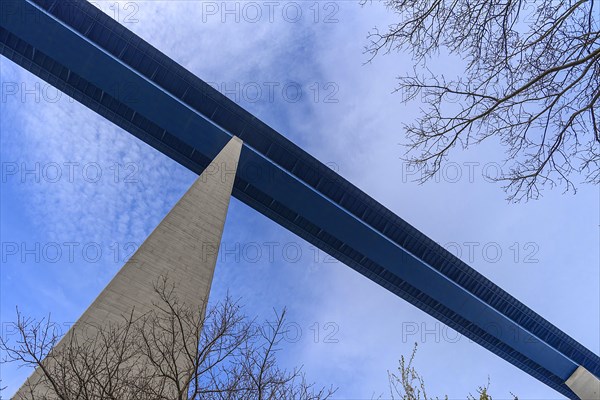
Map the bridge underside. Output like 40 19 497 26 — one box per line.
1 0 599 398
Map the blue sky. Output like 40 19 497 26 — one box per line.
1 1 599 399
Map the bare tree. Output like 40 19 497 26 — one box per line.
365 0 599 201
383 343 517 400
0 278 335 400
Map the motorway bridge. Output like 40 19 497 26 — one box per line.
1 1 599 398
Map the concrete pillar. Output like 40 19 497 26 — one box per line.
566 366 600 400
14 137 243 399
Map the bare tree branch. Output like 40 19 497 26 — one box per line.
365 0 600 200
1 277 336 400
